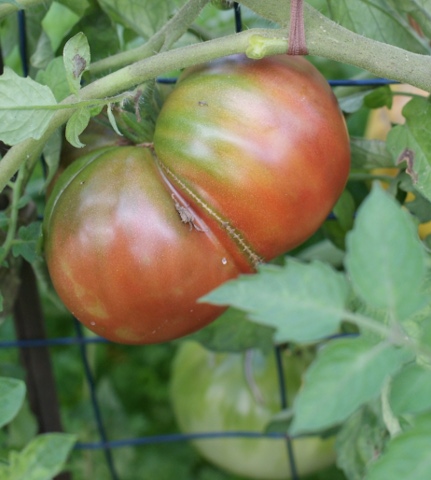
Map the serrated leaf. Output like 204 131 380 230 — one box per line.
202 259 349 344
63 32 90 95
186 307 275 353
65 108 91 148
0 377 26 428
365 413 431 480
0 68 57 145
12 222 42 263
8 433 76 480
387 97 431 203
390 362 431 416
345 183 427 322
290 336 411 435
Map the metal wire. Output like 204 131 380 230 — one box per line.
275 345 299 480
74 320 120 480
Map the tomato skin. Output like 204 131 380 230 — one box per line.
44 55 350 344
170 342 335 479
154 55 350 260
44 146 248 344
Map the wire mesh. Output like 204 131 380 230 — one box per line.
0 4 397 480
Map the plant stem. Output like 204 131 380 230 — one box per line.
89 0 212 75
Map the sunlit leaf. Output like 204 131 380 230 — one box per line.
290 336 411 435
7 433 76 480
0 378 26 429
345 183 427 322
202 259 349 344
0 68 57 145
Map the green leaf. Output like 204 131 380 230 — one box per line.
68 7 121 63
336 403 388 480
323 189 356 250
350 137 394 170
57 0 90 16
12 222 42 263
388 0 431 39
202 259 350 344
36 57 70 102
65 108 91 148
0 377 26 428
42 129 62 188
390 362 431 416
7 433 76 480
364 85 393 109
186 308 275 353
290 336 411 435
365 413 431 480
0 68 57 145
98 0 180 39
41 2 80 52
63 32 90 95
326 0 429 54
333 190 356 231
345 183 427 322
338 90 371 114
387 96 431 203
107 103 123 137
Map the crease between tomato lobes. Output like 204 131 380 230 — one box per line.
43 55 350 345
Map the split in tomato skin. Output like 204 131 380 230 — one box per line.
43 55 350 345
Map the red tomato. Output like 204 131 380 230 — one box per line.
43 55 350 344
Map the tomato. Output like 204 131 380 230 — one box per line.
170 341 336 479
43 55 350 344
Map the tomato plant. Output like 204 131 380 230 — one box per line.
170 341 336 479
42 55 350 344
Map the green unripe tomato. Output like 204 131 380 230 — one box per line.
170 342 336 479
